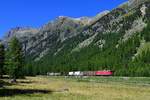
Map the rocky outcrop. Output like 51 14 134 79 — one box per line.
128 0 148 9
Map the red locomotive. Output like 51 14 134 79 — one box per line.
95 70 113 76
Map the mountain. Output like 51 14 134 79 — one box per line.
3 0 150 76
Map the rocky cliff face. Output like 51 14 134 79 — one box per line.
4 16 88 60
3 10 110 61
4 0 150 63
128 0 149 9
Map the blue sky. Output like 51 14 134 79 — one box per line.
0 0 127 39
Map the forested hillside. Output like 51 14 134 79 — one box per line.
26 20 150 76
3 0 150 76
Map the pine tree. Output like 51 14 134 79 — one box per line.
7 37 24 82
0 42 5 78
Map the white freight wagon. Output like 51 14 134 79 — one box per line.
69 72 74 76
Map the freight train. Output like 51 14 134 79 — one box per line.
68 70 113 76
47 70 113 76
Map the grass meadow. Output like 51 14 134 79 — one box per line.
0 76 150 100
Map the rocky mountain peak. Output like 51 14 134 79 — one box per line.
6 27 39 38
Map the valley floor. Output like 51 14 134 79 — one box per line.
0 76 150 100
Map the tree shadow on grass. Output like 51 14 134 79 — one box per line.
0 80 12 87
0 88 52 97
18 80 34 84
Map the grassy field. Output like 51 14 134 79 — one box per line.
0 76 150 100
